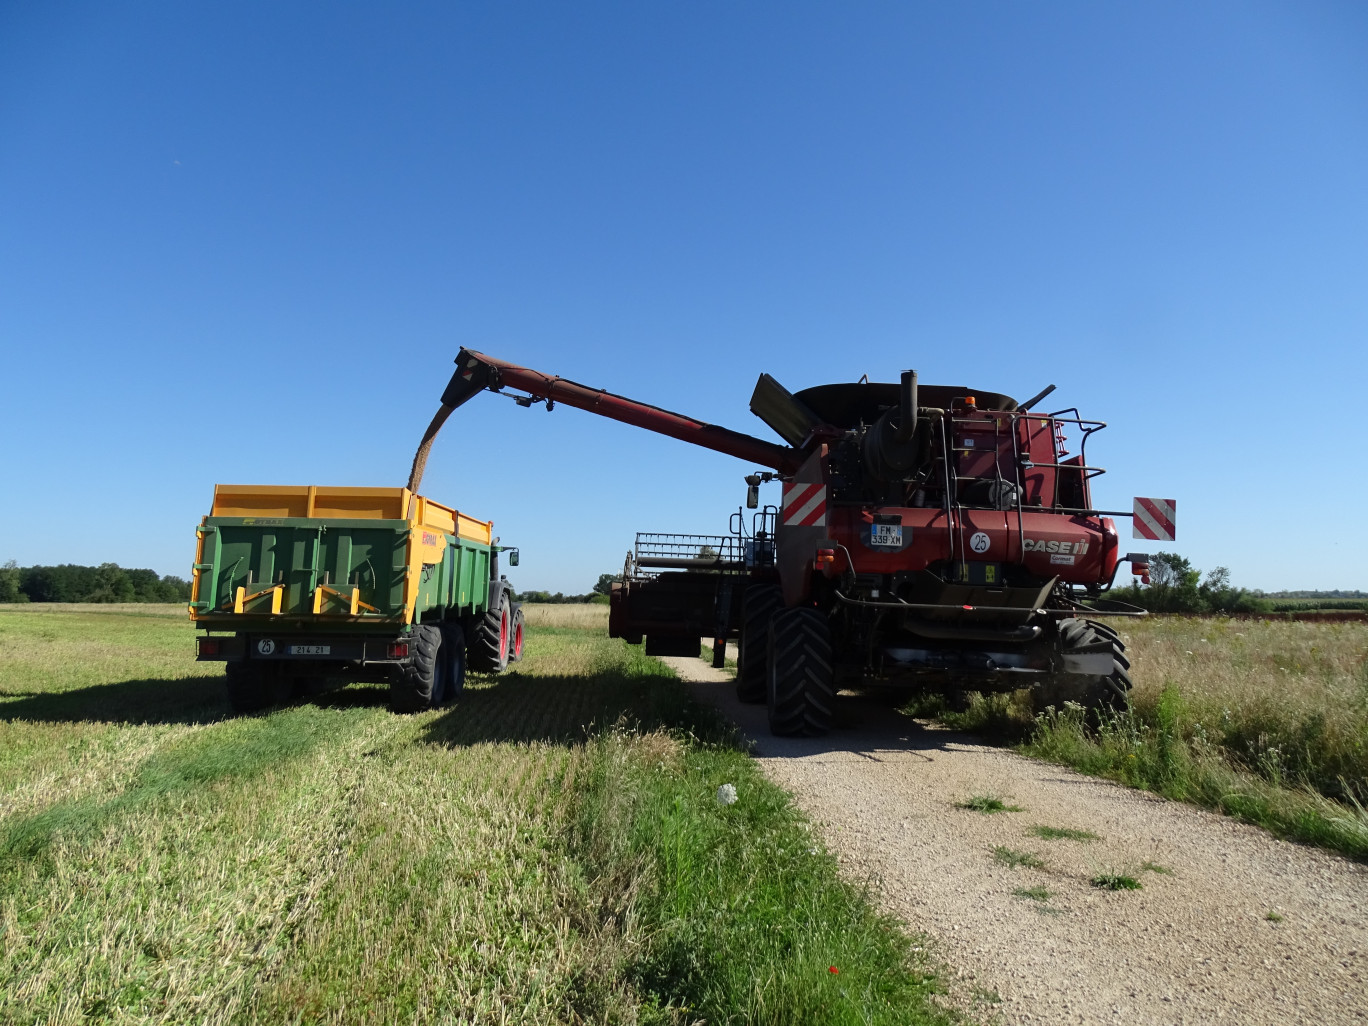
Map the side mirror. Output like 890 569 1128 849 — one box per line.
507 549 520 567
746 484 760 509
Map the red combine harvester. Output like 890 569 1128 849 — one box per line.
432 349 1161 736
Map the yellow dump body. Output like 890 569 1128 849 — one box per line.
190 485 495 629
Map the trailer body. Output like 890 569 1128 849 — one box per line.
191 484 523 712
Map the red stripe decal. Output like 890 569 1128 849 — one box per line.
782 483 827 526
1132 497 1176 541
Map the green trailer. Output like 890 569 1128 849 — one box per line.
191 484 523 712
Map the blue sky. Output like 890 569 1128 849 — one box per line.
2 1 1366 593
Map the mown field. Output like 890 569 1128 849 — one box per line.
0 604 950 1026
940 616 1368 860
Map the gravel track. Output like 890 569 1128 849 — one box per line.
661 657 1368 1025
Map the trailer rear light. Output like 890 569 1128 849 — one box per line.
198 638 220 657
815 547 836 566
387 641 410 659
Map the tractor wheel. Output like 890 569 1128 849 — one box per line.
438 622 467 704
507 608 526 663
766 607 835 737
225 660 294 713
390 624 447 712
470 596 511 673
736 584 782 703
1037 617 1132 715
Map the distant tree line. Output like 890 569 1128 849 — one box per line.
0 561 192 603
510 574 620 606
512 590 610 605
1109 553 1365 615
1248 589 1366 600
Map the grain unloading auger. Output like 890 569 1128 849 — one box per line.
426 348 1165 737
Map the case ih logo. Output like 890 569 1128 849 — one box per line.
1024 539 1090 555
782 482 827 527
1132 498 1177 541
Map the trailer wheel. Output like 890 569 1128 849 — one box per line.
766 607 835 737
1037 617 1132 715
225 660 294 713
470 596 511 673
507 608 525 662
736 584 782 703
391 624 447 712
438 622 467 703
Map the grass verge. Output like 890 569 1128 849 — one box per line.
1027 825 1099 842
910 617 1368 863
0 604 952 1024
991 846 1045 870
954 794 1022 814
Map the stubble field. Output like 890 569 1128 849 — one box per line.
0 603 948 1026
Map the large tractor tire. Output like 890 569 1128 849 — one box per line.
225 660 295 713
507 607 526 663
736 584 782 703
438 622 467 704
391 623 449 712
1037 617 1132 714
469 595 511 673
766 607 835 737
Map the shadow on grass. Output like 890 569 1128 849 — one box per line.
2 677 403 725
420 667 729 748
0 675 229 726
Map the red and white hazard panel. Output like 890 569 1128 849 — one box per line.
1132 497 1176 541
782 482 827 527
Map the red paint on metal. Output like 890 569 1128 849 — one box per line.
462 349 803 473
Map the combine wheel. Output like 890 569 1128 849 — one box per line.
766 607 835 737
507 608 526 663
470 596 512 673
225 660 295 713
391 624 448 712
1037 617 1132 715
736 584 782 703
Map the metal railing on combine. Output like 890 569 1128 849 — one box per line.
633 533 745 572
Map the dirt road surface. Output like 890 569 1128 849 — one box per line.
661 657 1368 1026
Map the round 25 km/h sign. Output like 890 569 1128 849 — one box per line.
969 532 991 554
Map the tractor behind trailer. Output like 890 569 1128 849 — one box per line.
423 350 1163 736
190 484 523 713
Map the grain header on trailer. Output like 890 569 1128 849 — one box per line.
190 484 523 713
426 349 1170 736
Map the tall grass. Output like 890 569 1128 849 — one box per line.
0 605 951 1023
933 617 1368 860
521 601 611 629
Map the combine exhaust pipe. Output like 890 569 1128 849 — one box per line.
895 369 918 443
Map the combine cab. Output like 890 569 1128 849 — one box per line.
430 350 1160 736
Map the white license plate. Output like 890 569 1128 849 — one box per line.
290 645 330 656
870 524 903 548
